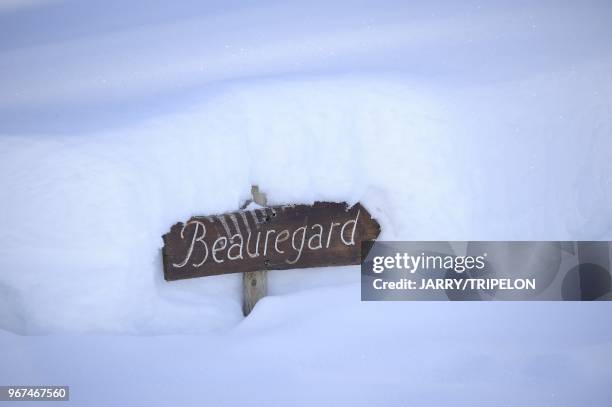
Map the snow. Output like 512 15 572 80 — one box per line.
1 0 612 405
1 293 611 405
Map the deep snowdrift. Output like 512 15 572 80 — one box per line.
1 1 612 406
1 74 611 334
2 289 611 405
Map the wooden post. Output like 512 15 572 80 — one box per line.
242 185 268 316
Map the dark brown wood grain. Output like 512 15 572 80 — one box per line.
162 201 381 281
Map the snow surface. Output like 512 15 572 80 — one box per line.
1 0 612 405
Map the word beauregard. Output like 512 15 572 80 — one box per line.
162 201 381 280
173 209 361 268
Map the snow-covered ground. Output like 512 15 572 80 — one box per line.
1 1 611 405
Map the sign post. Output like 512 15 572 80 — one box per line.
162 189 381 316
242 186 268 316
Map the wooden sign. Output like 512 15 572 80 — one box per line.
162 202 381 281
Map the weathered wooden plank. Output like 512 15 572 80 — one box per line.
162 201 381 281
